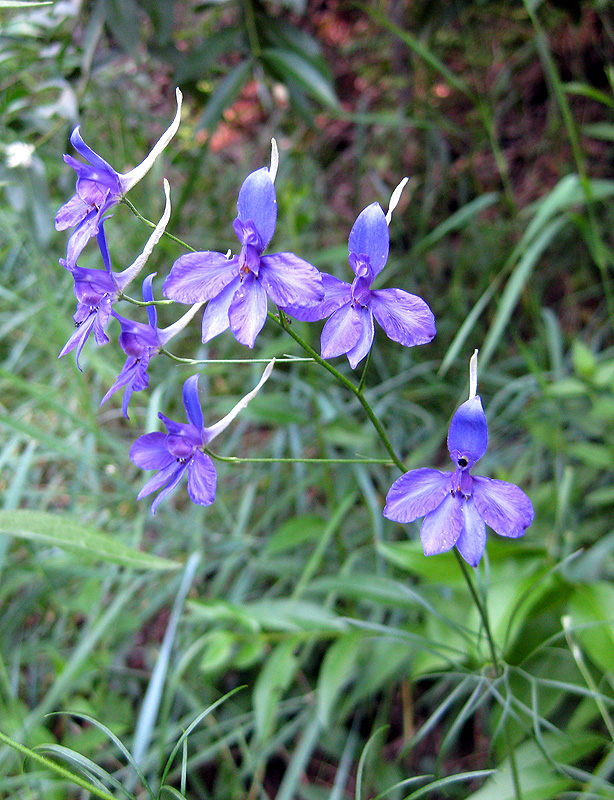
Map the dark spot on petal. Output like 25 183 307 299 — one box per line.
458 457 468 468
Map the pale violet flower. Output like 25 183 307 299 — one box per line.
383 351 534 567
55 89 182 267
284 187 435 368
130 361 275 514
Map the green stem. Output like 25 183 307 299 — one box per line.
357 346 374 394
0 729 117 800
121 198 196 252
270 311 405 471
118 293 173 307
453 551 523 800
207 452 394 465
159 348 313 366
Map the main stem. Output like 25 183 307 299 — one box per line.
270 311 405 471
273 308 521 796
454 551 523 799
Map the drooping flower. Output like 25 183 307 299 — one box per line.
130 361 274 514
163 162 323 348
55 89 182 267
383 351 534 567
284 191 436 369
100 274 203 419
59 182 171 368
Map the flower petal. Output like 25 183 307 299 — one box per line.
447 396 488 469
203 359 275 443
183 374 204 432
120 88 183 193
99 358 137 410
200 278 240 343
58 314 96 369
163 252 238 304
65 210 103 268
455 499 487 567
420 492 463 556
237 167 277 249
228 273 269 348
55 194 90 231
259 252 323 307
472 476 534 538
320 303 362 360
187 450 217 506
283 273 351 322
150 463 189 515
69 126 118 177
370 288 436 348
384 468 452 523
346 306 375 369
348 202 389 277
130 432 174 470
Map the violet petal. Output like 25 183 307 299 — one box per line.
370 288 436 348
420 492 463 556
228 273 269 348
200 277 240 343
163 252 239 304
183 374 204 433
187 450 217 506
447 396 488 469
259 252 323 307
384 468 452 523
237 167 277 250
320 303 362 360
346 306 375 369
150 463 189 515
455 499 487 567
472 476 534 538
348 202 389 277
283 272 351 322
129 432 175 470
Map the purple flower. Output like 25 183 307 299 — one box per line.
383 354 534 567
56 90 182 267
284 201 436 369
163 166 324 348
59 184 172 368
130 361 275 514
100 274 204 419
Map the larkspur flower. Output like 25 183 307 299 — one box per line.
284 186 436 369
100 275 203 419
59 182 171 368
383 351 534 567
130 361 275 514
163 157 323 348
55 89 182 268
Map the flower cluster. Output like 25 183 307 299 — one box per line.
56 93 533 566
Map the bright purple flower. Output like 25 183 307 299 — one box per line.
130 361 275 514
100 273 204 419
383 356 534 567
59 184 172 368
56 90 182 267
285 202 436 369
100 274 161 418
163 166 324 348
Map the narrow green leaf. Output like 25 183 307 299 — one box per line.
261 48 339 108
0 510 180 570
316 632 363 727
198 60 252 133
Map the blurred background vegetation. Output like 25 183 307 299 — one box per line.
2 0 614 798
